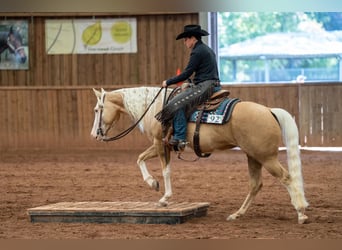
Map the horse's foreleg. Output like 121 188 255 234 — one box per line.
227 156 262 221
157 145 172 207
137 141 172 206
137 145 159 191
158 162 172 206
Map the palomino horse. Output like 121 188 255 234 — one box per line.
91 87 309 224
0 26 27 64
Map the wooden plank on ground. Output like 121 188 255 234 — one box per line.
27 201 210 224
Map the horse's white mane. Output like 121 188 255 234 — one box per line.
115 87 165 123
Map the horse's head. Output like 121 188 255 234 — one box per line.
7 26 27 64
91 88 127 140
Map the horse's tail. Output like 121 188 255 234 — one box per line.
271 108 309 209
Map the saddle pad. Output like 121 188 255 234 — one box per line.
189 98 240 124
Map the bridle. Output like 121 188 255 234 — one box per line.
96 91 106 138
7 37 25 54
96 87 164 142
0 32 26 64
5 30 25 54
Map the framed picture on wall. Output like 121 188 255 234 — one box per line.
0 20 29 70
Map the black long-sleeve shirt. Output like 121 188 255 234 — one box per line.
166 40 219 86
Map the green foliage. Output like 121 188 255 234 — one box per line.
218 12 301 47
218 12 342 82
307 12 342 31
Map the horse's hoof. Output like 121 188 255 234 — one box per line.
158 199 168 207
152 180 159 191
298 215 309 224
227 214 238 221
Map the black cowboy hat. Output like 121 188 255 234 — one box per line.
176 24 209 40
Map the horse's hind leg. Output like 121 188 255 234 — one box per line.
137 144 160 191
262 158 308 224
227 155 263 221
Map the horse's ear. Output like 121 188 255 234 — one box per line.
101 88 105 93
9 26 13 33
93 88 101 98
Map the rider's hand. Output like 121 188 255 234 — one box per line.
162 80 167 88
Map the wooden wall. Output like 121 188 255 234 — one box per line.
0 13 198 86
228 83 342 147
0 86 150 150
0 12 198 151
0 13 341 150
298 83 342 146
0 83 341 151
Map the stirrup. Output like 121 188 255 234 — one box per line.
170 139 188 151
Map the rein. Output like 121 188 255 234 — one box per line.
101 87 164 142
177 152 200 162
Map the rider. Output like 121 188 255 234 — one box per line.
156 24 221 148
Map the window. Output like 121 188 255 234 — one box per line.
206 12 342 84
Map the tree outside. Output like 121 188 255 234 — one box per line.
218 12 342 83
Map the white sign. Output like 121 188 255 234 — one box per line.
45 18 137 54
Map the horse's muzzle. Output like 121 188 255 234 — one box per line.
20 56 27 63
15 54 26 64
